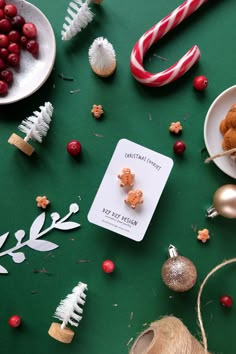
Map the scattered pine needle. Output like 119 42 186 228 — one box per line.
93 133 104 138
127 337 133 346
130 311 134 321
58 73 74 81
70 88 80 94
33 267 52 275
153 53 167 61
76 259 91 263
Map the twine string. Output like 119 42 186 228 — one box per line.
204 147 236 163
197 258 236 352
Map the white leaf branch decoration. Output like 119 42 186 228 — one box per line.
0 203 80 274
61 0 94 41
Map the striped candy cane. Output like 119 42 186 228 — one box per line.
130 0 207 87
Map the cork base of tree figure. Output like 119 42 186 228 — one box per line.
8 102 53 156
48 281 88 344
88 37 116 77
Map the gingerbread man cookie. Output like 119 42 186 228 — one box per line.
118 168 135 187
124 189 143 209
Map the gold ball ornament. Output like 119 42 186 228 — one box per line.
207 184 236 219
161 245 197 292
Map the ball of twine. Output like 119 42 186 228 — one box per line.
130 257 236 354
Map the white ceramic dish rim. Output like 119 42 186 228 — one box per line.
0 0 56 104
204 85 236 179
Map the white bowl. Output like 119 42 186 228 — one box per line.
0 0 56 104
204 85 236 179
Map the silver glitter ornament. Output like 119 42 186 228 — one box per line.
161 245 197 292
207 184 236 219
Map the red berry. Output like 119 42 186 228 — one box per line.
22 22 37 38
8 315 21 328
8 30 20 43
193 75 208 91
220 295 233 308
102 260 115 273
11 15 25 30
8 42 20 54
0 79 8 94
4 4 17 17
0 0 5 9
0 57 6 70
26 39 39 56
0 8 4 19
0 34 8 47
67 140 82 156
0 18 12 33
173 140 186 154
20 35 28 47
0 47 8 59
7 52 20 66
0 69 13 83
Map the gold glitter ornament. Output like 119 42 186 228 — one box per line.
207 184 236 219
161 245 197 292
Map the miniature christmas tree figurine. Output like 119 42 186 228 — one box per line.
61 0 94 41
88 37 116 77
8 102 53 156
48 281 88 344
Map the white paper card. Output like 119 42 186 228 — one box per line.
88 139 173 241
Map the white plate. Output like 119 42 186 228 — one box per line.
0 0 56 104
204 85 236 179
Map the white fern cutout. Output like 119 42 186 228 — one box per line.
88 37 116 71
18 102 53 143
54 282 88 329
61 0 94 41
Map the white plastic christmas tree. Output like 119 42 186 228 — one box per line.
61 0 94 41
8 102 53 156
88 37 116 77
48 281 88 344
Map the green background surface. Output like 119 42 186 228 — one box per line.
1 0 236 353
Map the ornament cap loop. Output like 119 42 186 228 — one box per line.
206 205 219 218
168 244 179 258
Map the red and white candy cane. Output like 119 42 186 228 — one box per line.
130 0 207 87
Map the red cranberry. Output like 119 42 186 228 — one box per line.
0 69 13 83
220 295 233 308
26 39 39 56
0 47 8 59
7 52 20 66
67 140 82 156
0 18 12 33
4 4 17 18
20 35 28 47
102 260 115 273
193 76 208 91
0 34 8 47
0 57 6 70
0 79 8 94
8 42 20 54
11 15 25 30
0 8 4 19
0 0 5 9
8 315 21 328
22 22 37 38
173 140 186 154
8 30 20 43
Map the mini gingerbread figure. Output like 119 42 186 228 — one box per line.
124 189 143 209
117 168 135 187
